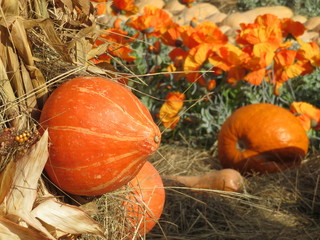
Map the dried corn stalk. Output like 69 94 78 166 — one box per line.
0 13 48 129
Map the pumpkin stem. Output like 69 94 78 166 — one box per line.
154 135 160 144
236 139 246 152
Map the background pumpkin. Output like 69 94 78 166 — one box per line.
124 161 165 236
218 103 309 174
39 76 161 196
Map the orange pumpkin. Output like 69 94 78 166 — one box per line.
218 103 309 174
125 161 165 235
39 76 161 196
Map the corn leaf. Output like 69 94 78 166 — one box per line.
0 161 16 205
32 197 105 238
0 216 51 240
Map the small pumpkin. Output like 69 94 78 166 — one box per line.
39 76 161 196
218 103 309 174
124 161 165 235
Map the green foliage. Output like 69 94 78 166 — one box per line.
101 15 320 150
289 68 320 107
236 0 320 17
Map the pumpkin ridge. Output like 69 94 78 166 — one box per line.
76 86 154 132
46 150 141 170
125 88 160 132
49 126 151 142
79 156 146 194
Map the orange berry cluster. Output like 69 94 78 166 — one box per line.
15 131 32 143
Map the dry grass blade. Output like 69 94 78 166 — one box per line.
24 18 73 63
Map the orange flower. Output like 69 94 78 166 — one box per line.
237 14 283 48
281 18 306 39
92 28 137 63
159 92 186 129
290 102 320 131
208 44 248 84
190 22 228 47
90 54 111 64
236 14 283 72
272 49 305 95
207 79 216 90
126 6 173 38
167 49 188 81
95 3 107 16
184 44 214 87
242 51 268 85
147 41 161 55
111 0 138 15
113 18 123 29
244 68 266 85
161 24 194 47
296 39 320 68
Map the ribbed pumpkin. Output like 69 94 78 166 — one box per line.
218 103 309 174
39 76 161 196
125 161 165 235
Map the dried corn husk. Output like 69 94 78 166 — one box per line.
1 131 105 239
0 215 51 240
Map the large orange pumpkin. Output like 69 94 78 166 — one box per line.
218 103 309 174
125 161 165 235
39 76 161 196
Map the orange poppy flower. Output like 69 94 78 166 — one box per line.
281 18 306 39
113 18 123 29
242 51 268 85
208 44 248 84
95 3 107 16
147 41 161 55
111 0 138 15
90 54 111 64
126 6 174 38
227 66 247 85
159 92 186 129
207 79 216 90
296 39 320 68
184 44 214 87
236 14 283 70
167 49 188 81
237 14 283 47
93 28 137 63
290 101 320 131
161 24 195 48
190 22 228 47
272 49 305 94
